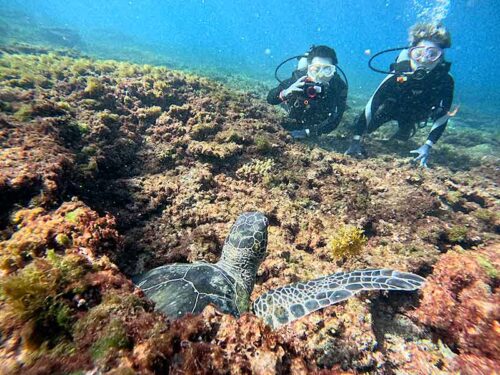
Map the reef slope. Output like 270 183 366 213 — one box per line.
0 47 499 374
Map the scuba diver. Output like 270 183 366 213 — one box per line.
267 45 348 139
345 23 455 168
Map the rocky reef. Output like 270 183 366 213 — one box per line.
0 46 499 374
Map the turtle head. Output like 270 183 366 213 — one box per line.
217 212 269 293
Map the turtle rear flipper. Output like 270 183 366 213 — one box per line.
252 269 425 329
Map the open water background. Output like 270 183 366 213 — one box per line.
1 0 499 118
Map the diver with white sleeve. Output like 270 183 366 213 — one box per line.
345 23 455 168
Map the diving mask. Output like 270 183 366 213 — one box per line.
307 63 336 81
409 46 443 64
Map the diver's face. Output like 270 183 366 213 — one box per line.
409 40 443 72
307 56 336 83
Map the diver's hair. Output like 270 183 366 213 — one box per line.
409 23 451 49
307 45 338 65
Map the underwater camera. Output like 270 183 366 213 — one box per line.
303 81 324 99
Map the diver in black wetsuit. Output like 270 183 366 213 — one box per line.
267 45 348 139
345 23 455 168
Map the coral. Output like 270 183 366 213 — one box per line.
187 140 242 160
236 158 275 182
328 225 367 259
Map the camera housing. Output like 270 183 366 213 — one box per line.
303 81 324 99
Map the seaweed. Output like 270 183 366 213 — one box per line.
0 250 89 349
329 224 367 259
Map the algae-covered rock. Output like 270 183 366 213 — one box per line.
413 244 500 374
0 47 499 374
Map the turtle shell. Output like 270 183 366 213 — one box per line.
134 262 249 319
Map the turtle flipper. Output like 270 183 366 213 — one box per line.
252 269 425 329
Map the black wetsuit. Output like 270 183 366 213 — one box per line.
353 60 454 144
267 71 348 136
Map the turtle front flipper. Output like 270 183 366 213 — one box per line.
252 269 425 329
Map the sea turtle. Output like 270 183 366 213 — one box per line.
134 212 425 329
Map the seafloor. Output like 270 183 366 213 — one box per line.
0 43 499 375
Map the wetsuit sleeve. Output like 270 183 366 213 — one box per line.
353 74 398 136
267 78 294 105
427 74 454 144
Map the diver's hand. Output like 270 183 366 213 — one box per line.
345 139 366 158
410 143 431 168
281 76 307 99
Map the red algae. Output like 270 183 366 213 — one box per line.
413 244 500 373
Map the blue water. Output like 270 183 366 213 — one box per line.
2 0 500 116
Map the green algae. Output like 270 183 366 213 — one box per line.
137 105 163 121
474 208 498 226
0 250 88 348
74 293 145 360
76 122 89 134
14 103 33 121
65 209 85 224
476 255 498 279
55 233 72 247
447 225 468 243
445 190 463 206
84 77 105 97
90 319 131 360
191 121 221 140
253 134 272 153
97 110 120 125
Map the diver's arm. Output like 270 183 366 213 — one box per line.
411 75 455 168
267 81 289 105
267 77 302 105
426 75 454 144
